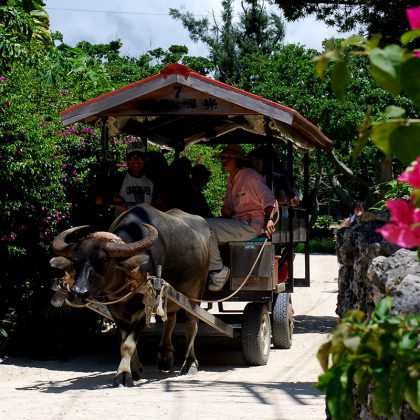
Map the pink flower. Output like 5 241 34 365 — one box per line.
376 199 420 248
397 157 420 188
407 6 420 57
407 6 420 29
0 76 5 82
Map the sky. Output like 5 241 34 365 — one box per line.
44 0 355 58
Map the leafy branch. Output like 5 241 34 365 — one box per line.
313 31 420 165
317 297 420 419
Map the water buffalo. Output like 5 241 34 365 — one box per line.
50 204 210 387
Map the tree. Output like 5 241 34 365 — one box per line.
238 44 417 215
273 0 420 44
170 0 285 84
0 0 52 71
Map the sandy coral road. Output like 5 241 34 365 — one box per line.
0 254 339 420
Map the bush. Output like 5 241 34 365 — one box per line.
295 237 336 254
317 297 420 420
315 214 335 230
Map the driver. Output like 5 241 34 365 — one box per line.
206 144 277 292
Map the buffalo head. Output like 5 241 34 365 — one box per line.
50 224 158 300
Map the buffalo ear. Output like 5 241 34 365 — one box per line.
50 256 73 271
120 254 150 271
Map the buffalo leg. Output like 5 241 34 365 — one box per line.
130 347 143 381
114 317 145 387
157 311 176 371
179 312 199 375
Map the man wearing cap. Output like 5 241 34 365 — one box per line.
206 144 277 292
96 141 154 215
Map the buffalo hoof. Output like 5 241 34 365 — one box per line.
113 371 134 388
131 363 143 381
157 350 174 372
179 358 199 376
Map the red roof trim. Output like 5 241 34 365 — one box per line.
60 72 161 116
160 63 192 79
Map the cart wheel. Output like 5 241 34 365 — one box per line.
241 302 271 366
272 293 293 349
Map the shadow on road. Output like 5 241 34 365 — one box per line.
16 370 323 407
293 315 337 334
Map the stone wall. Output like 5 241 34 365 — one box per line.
335 210 420 317
334 210 420 419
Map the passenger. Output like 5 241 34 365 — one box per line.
340 200 364 228
191 163 211 192
206 144 277 292
144 150 171 211
95 141 154 215
189 164 213 218
167 156 196 212
248 147 295 215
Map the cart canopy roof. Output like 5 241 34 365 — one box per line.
61 63 332 152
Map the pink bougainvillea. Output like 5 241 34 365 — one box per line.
376 199 420 248
398 157 420 188
407 6 420 57
407 6 420 29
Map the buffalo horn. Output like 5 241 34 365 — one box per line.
105 224 158 257
52 225 89 257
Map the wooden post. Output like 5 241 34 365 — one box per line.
304 152 310 287
287 140 294 293
100 117 109 176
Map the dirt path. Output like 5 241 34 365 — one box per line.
0 254 339 420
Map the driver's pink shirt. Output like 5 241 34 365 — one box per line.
223 167 276 233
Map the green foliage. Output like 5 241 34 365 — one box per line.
372 179 413 210
0 0 52 71
314 32 420 165
0 62 72 350
239 43 417 209
314 215 335 230
295 237 336 254
317 297 420 419
0 65 69 250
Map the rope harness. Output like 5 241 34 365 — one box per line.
51 268 168 327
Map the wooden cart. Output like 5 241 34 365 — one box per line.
60 63 332 365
